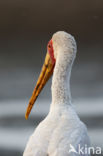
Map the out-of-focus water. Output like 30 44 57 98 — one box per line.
0 98 103 155
0 43 103 155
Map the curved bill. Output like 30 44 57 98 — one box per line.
25 52 55 119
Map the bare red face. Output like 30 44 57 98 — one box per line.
47 40 56 65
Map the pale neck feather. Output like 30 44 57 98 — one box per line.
51 49 74 109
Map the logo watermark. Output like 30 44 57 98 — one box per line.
68 144 102 155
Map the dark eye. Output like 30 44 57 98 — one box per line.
48 44 51 48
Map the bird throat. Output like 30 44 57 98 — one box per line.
51 54 72 107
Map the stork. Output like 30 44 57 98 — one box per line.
23 31 90 156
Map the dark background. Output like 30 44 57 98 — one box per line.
0 0 103 100
0 0 103 155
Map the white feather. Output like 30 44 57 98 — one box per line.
23 31 90 156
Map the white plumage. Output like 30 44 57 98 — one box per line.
23 31 90 156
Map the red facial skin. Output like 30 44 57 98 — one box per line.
47 40 56 65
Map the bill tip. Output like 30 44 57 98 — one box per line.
25 114 28 120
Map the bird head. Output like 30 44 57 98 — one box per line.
25 31 76 119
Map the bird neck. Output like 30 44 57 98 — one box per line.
51 51 73 108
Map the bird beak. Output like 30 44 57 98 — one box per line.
25 52 55 119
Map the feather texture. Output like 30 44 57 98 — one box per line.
23 31 90 156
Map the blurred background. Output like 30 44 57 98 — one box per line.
0 0 103 155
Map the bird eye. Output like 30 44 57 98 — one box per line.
48 44 51 48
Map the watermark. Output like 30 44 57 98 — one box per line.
68 144 102 155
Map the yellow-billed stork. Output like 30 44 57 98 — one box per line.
23 31 90 156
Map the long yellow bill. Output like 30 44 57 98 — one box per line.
25 52 55 119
